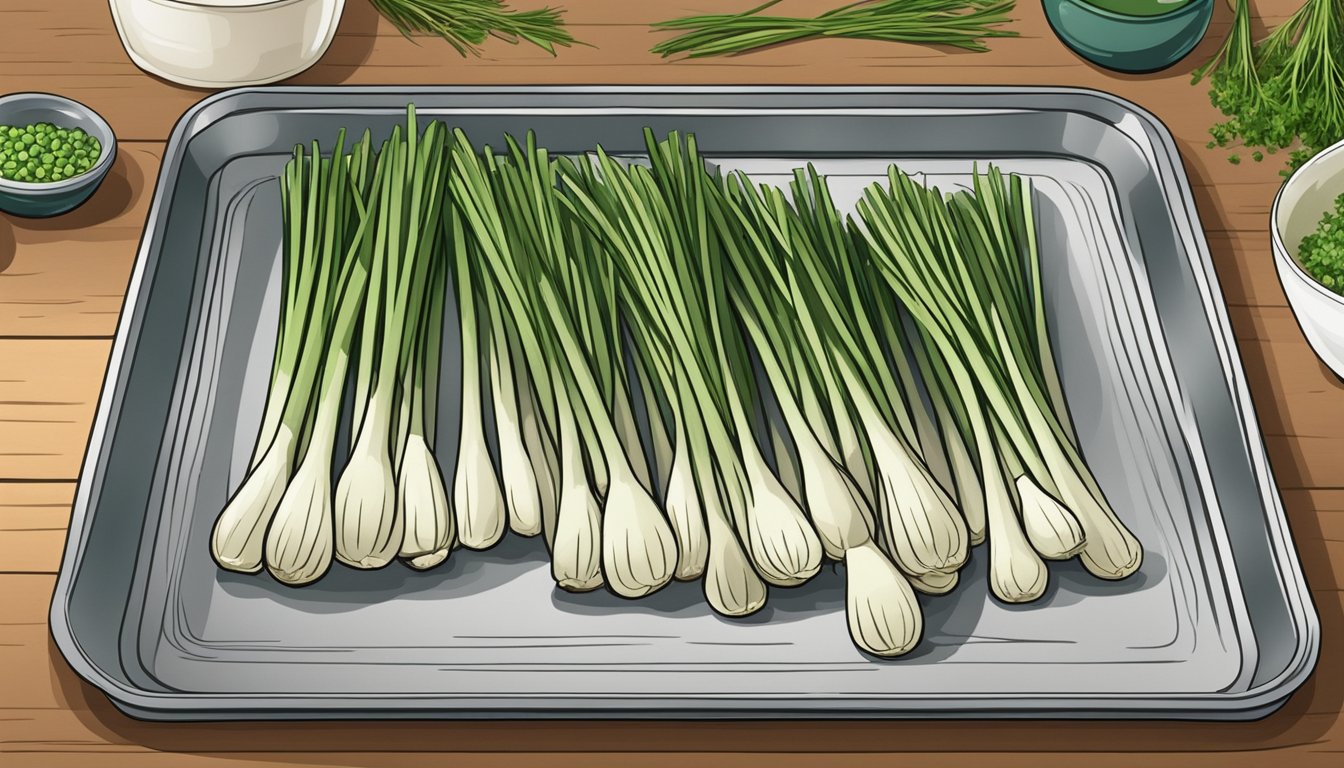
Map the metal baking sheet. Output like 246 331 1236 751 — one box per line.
50 86 1318 720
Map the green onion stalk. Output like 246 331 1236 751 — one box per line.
646 136 823 589
483 271 546 539
451 131 678 598
444 204 508 552
446 169 597 588
786 166 969 577
265 131 384 584
211 131 373 576
335 110 451 568
855 177 1046 602
720 174 940 656
867 278 983 546
945 172 1087 562
397 227 457 570
472 144 606 590
249 141 315 470
557 141 765 612
614 260 753 606
569 153 709 583
855 167 1141 602
515 339 561 549
721 169 968 582
711 173 878 563
711 170 926 653
566 133 824 594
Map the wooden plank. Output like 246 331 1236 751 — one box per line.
0 340 109 481
0 2 1307 144
4 567 1342 762
0 482 72 574
0 143 159 338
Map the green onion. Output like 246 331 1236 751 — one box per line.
484 266 546 538
722 167 968 580
451 131 678 598
565 133 824 594
398 213 457 569
561 142 767 611
267 132 383 585
445 202 509 551
651 0 1018 59
855 166 1142 603
211 131 375 576
335 109 451 568
708 163 929 653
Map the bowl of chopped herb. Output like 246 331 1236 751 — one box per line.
1274 137 1344 379
0 92 116 218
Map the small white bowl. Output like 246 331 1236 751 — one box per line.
1273 138 1344 379
108 0 345 89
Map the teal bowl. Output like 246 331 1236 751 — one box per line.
1042 0 1214 74
0 93 116 218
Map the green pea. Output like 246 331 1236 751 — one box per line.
0 122 101 183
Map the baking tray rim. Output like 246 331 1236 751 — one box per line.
48 84 1320 719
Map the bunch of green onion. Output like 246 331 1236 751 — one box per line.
212 111 1142 657
212 108 457 584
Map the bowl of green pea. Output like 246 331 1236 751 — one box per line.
0 93 116 218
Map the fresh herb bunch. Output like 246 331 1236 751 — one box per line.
370 0 576 56
1300 193 1344 292
651 0 1017 59
1195 0 1344 173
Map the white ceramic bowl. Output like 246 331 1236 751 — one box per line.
1273 138 1344 379
108 0 345 89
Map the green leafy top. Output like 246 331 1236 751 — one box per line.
370 0 576 56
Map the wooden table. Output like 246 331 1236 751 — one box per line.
1 1 1340 765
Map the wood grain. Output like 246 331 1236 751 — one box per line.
0 2 1301 143
0 340 109 480
0 0 1340 765
0 483 72 574
0 144 157 338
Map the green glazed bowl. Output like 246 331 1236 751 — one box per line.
1042 0 1214 74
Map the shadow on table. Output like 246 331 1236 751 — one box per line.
292 0 380 85
3 150 141 239
0 216 13 273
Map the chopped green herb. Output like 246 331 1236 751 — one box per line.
1194 0 1344 173
1300 192 1344 293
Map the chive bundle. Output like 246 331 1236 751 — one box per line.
369 0 576 57
651 0 1018 59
